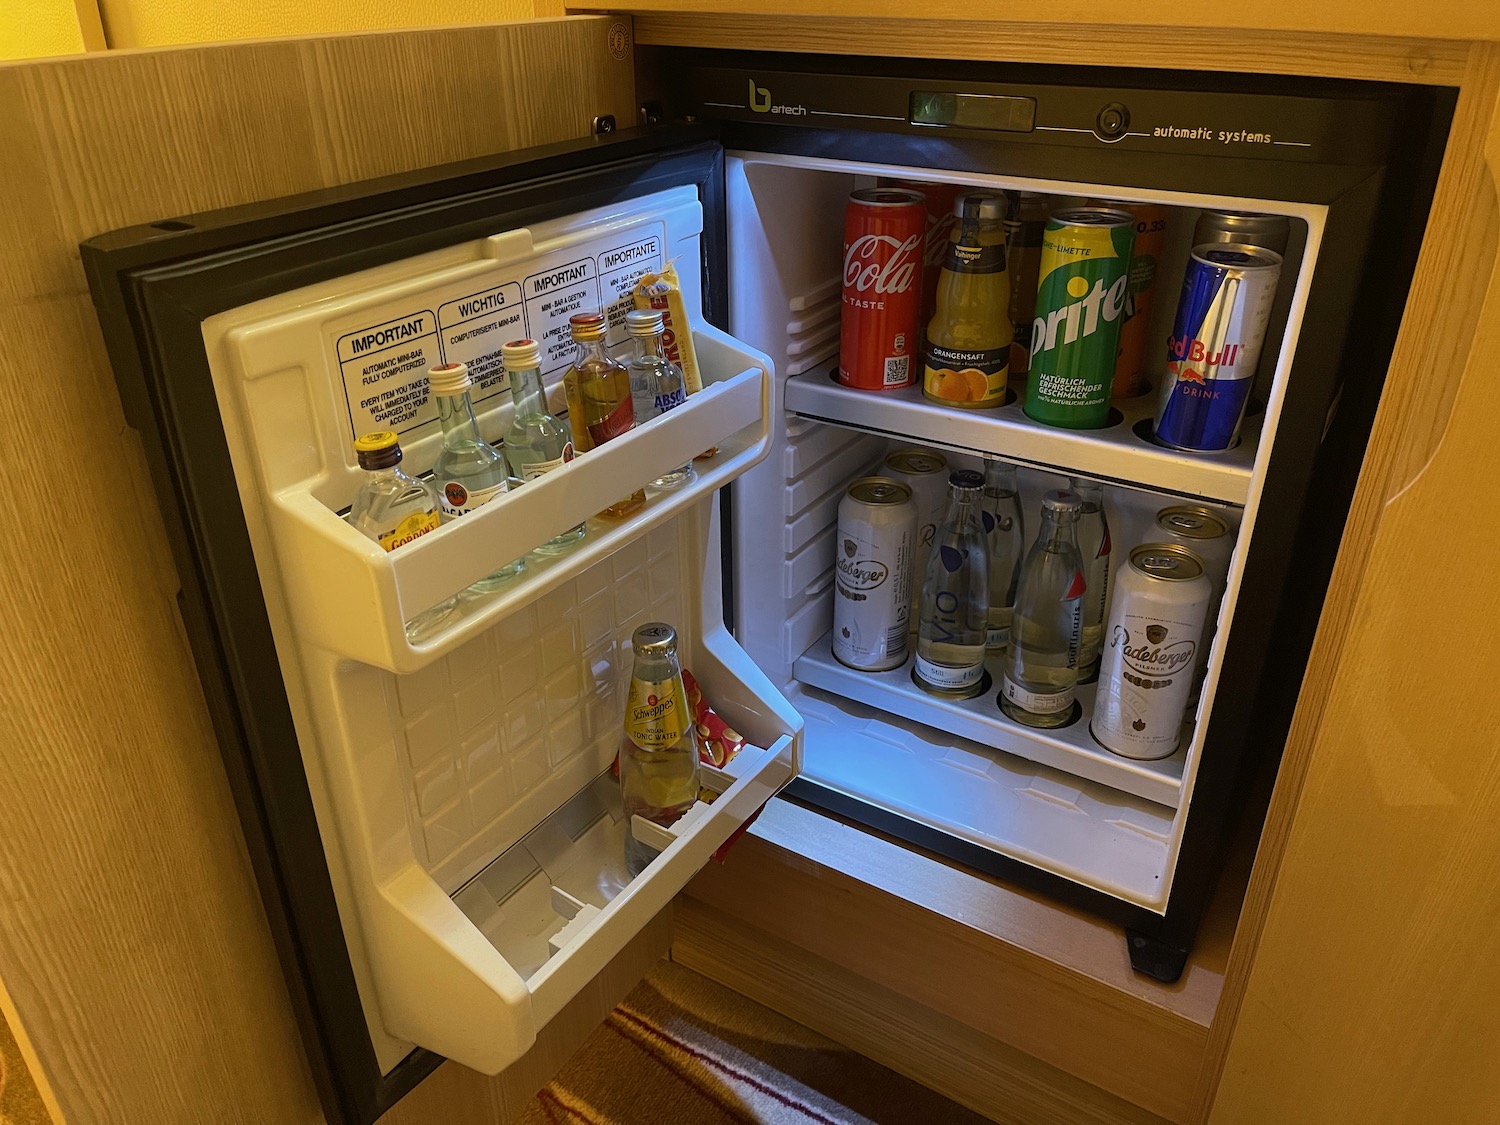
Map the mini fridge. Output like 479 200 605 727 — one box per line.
82 50 1452 1125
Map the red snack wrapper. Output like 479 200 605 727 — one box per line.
682 669 746 768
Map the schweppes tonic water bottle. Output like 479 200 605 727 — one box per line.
1024 209 1135 429
620 623 700 876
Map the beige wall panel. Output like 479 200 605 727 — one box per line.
100 0 533 49
0 20 633 1124
1206 55 1500 1125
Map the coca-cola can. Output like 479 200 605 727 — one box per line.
840 188 924 392
1091 543 1211 760
890 180 963 329
833 476 918 671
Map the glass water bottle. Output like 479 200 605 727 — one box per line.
564 312 646 519
427 362 523 591
1070 476 1113 682
500 338 585 554
914 469 989 698
1000 490 1085 728
620 622 700 877
347 430 458 641
982 460 1025 652
624 308 694 490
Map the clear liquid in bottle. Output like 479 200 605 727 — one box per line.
500 338 586 554
914 469 989 698
982 459 1025 651
1000 489 1085 728
624 308 694 491
1070 476 1112 682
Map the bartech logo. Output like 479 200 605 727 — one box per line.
747 78 807 116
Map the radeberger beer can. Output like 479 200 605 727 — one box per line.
833 477 918 672
1091 543 1210 760
1024 209 1135 429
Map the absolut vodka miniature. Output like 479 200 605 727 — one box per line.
624 308 693 490
914 469 989 699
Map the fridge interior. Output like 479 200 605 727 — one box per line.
195 185 800 1073
724 150 1323 912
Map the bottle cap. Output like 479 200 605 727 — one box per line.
501 338 542 370
354 431 402 470
1042 489 1083 514
427 362 471 397
624 308 665 337
954 191 1008 224
632 622 678 658
949 469 984 491
569 312 607 341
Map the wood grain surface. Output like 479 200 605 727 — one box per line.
0 19 633 1125
628 12 1471 85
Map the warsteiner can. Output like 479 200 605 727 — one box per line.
1091 544 1211 760
1024 209 1135 429
840 188 925 392
833 477 918 671
1155 243 1283 451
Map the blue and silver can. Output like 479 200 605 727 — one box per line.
1154 243 1283 451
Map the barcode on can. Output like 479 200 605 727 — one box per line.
886 623 907 651
884 355 910 386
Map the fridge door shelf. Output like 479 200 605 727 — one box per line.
271 327 773 674
784 367 1259 505
794 631 1186 808
387 728 795 1074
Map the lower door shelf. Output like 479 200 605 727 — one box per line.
793 631 1185 808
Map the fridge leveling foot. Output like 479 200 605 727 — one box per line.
1126 928 1190 983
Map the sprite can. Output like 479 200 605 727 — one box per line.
1024 209 1135 428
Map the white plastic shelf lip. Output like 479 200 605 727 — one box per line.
793 633 1184 809
783 371 1258 506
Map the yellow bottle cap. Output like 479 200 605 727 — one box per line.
354 431 399 453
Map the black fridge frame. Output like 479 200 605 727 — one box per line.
79 52 1453 1125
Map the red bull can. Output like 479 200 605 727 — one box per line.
1154 243 1283 451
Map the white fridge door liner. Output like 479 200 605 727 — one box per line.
199 186 801 1074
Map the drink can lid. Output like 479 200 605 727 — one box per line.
632 622 678 657
1042 489 1083 513
501 338 542 370
427 362 471 397
625 308 665 336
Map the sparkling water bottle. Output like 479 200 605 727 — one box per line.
914 469 989 698
1000 490 1085 728
982 460 1025 652
1070 477 1113 682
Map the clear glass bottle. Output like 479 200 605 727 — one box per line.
563 311 646 519
1070 476 1113 683
620 622 700 877
499 338 586 554
982 460 1025 652
914 469 990 698
922 191 1013 409
347 430 458 641
1000 490 1085 728
427 362 523 591
624 308 694 490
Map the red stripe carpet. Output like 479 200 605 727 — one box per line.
518 961 992 1124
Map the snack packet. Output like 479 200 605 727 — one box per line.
683 669 746 769
634 262 717 459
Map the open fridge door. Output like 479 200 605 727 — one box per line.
82 132 799 1094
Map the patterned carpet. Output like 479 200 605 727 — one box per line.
519 961 991 1125
0 1008 49 1125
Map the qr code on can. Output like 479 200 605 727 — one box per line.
884 355 910 386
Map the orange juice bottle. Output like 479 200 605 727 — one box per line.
922 191 1013 410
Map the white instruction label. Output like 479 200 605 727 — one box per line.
598 235 663 335
337 311 440 437
437 282 525 407
524 257 601 376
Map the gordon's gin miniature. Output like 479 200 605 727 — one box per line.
428 362 524 589
914 469 989 698
982 460 1025 651
624 308 693 490
1091 544 1211 760
1155 244 1283 451
564 311 646 518
620 623 700 876
1000 490 1086 727
1070 477 1113 682
500 339 584 554
839 188 924 391
833 476 918 672
347 430 457 640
